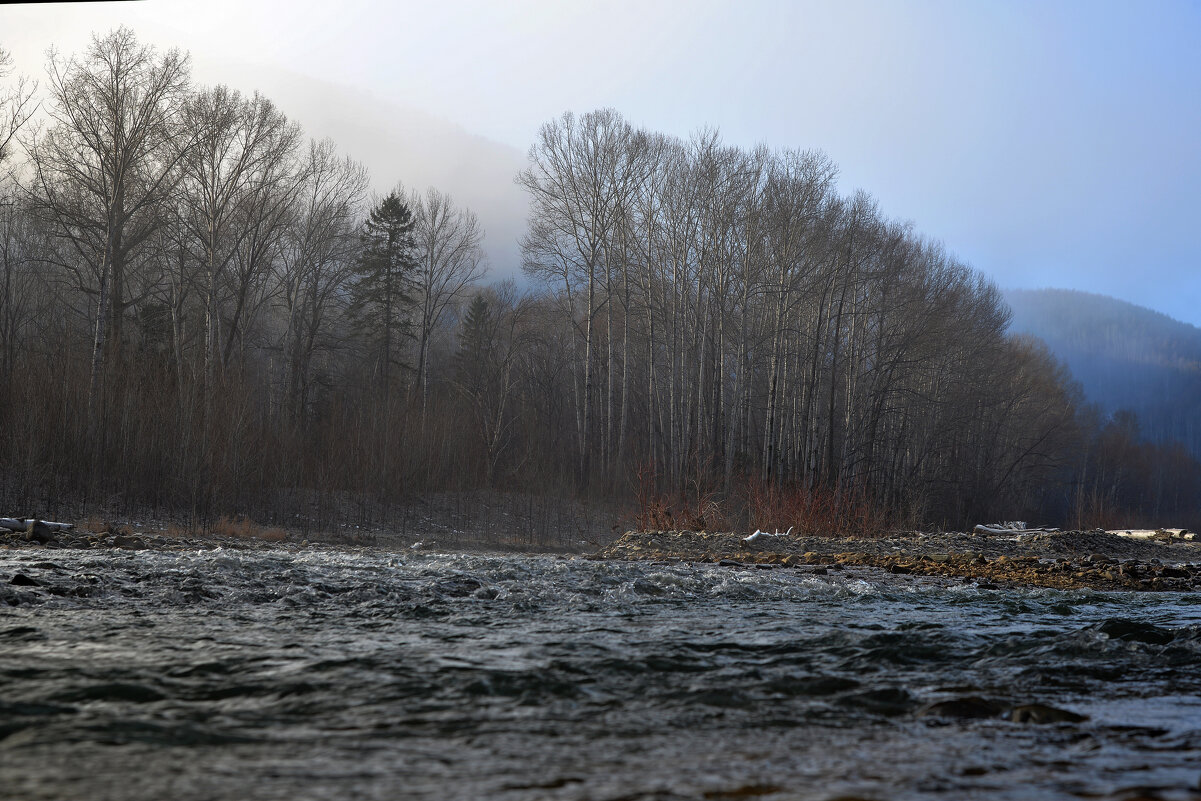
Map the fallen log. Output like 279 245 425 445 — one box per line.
0 518 74 532
1109 528 1195 542
973 523 1060 536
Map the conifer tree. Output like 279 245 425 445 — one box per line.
349 190 417 394
455 293 494 376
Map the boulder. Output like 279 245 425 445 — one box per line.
1009 704 1087 724
918 696 1006 720
25 521 57 545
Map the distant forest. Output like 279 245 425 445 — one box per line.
1006 288 1201 461
1 29 1198 533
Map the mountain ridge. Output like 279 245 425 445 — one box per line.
1004 287 1201 458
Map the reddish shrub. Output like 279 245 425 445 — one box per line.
739 476 887 537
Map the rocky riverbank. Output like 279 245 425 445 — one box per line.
0 522 284 553
597 529 1201 591
8 519 1201 592
0 503 610 556
0 491 618 555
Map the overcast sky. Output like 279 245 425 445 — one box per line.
4 0 1200 324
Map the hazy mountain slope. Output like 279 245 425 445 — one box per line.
1005 288 1201 456
188 55 531 279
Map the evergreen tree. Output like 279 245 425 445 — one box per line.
349 191 417 393
455 293 494 377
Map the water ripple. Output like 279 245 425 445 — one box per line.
1 548 1199 800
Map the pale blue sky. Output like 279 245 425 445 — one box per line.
3 0 1200 324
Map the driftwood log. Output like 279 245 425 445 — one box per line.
1109 528 1195 541
973 523 1060 536
0 518 74 532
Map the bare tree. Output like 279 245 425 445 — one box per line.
0 47 40 406
518 109 642 487
276 138 367 420
409 186 486 414
25 27 193 425
0 46 37 170
0 191 45 396
758 149 838 482
223 137 303 370
178 85 300 387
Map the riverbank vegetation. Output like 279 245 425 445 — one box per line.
1 29 1198 534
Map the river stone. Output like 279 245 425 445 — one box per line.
437 576 484 597
1097 619 1175 645
25 522 57 545
112 535 147 550
1009 704 1087 724
918 696 1006 719
845 687 917 716
9 574 39 587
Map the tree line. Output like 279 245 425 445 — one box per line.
1 29 1197 533
0 29 491 524
516 109 1201 530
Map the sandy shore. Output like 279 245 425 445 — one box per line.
597 529 1201 591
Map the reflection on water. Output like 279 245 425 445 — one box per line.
2 548 1200 800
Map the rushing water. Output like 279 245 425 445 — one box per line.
2 548 1200 801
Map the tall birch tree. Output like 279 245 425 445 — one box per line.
26 28 193 425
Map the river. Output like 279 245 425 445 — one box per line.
2 548 1200 800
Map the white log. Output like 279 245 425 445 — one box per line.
1109 529 1196 541
0 518 74 532
974 524 1059 536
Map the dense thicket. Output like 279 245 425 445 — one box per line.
0 30 1197 532
516 111 1091 528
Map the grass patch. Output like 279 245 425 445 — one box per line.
211 515 288 542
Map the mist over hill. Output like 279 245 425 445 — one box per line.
1005 288 1201 458
186 56 531 278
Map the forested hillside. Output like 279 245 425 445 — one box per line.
1005 288 1201 459
1 30 1198 533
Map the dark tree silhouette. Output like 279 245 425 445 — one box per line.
349 190 417 396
